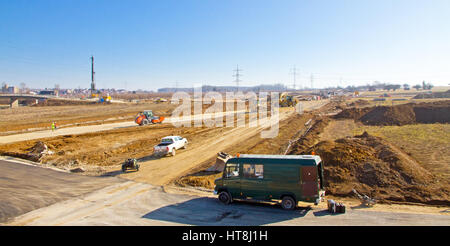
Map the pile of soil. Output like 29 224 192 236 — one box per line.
334 107 372 121
33 99 97 107
334 101 450 126
413 90 450 99
1 141 52 162
347 99 371 107
287 117 331 155
359 104 417 126
299 132 450 206
176 171 222 190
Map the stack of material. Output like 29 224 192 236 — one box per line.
206 152 231 172
327 199 346 214
352 189 376 207
26 141 53 162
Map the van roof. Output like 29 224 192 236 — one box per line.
228 154 322 166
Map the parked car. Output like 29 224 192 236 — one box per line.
214 154 325 210
153 136 188 157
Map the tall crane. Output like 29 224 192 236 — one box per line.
90 56 96 97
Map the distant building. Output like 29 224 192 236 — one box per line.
1 84 19 94
39 90 58 96
1 83 8 93
7 86 19 94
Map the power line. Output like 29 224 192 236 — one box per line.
90 56 95 95
290 66 298 90
233 65 242 91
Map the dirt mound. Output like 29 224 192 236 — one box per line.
413 101 450 124
360 104 416 125
334 107 372 120
299 132 450 206
347 99 371 107
335 101 450 126
33 99 97 107
413 90 450 99
287 117 331 155
176 171 222 189
1 141 53 162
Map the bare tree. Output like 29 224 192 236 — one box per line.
20 82 27 93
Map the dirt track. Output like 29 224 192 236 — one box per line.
0 110 246 144
117 109 294 185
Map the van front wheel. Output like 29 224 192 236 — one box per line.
218 191 232 205
281 196 296 210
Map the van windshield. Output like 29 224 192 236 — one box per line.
225 163 240 178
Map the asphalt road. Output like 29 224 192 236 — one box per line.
2 159 449 226
0 159 123 223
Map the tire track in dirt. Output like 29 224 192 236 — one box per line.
119 110 295 186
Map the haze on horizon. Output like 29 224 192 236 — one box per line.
0 0 449 91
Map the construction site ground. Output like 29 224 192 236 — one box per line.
0 98 449 225
2 158 449 226
0 101 177 135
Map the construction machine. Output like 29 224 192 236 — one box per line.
135 110 165 125
122 158 140 172
155 98 168 103
99 94 111 103
279 92 299 107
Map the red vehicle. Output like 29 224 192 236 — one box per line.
135 110 165 125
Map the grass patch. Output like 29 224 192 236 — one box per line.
353 123 450 180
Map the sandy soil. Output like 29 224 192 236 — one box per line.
0 102 176 135
2 98 449 224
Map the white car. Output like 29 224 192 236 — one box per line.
153 136 188 157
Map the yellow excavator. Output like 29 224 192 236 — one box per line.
279 92 299 107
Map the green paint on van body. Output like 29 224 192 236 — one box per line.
214 154 325 205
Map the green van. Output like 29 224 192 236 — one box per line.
214 154 325 210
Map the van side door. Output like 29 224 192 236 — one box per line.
241 164 266 200
222 163 242 199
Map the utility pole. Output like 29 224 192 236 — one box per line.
290 66 298 91
233 65 242 91
310 73 314 90
90 56 95 96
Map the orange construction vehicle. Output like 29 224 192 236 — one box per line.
135 110 165 125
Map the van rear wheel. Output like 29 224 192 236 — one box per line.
281 196 296 210
218 191 232 205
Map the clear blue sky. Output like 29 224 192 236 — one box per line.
1 0 449 90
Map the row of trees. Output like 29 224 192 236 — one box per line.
381 81 433 91
339 81 434 92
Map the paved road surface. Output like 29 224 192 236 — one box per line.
2 159 449 226
0 159 123 223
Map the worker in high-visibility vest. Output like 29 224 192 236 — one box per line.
51 122 56 131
